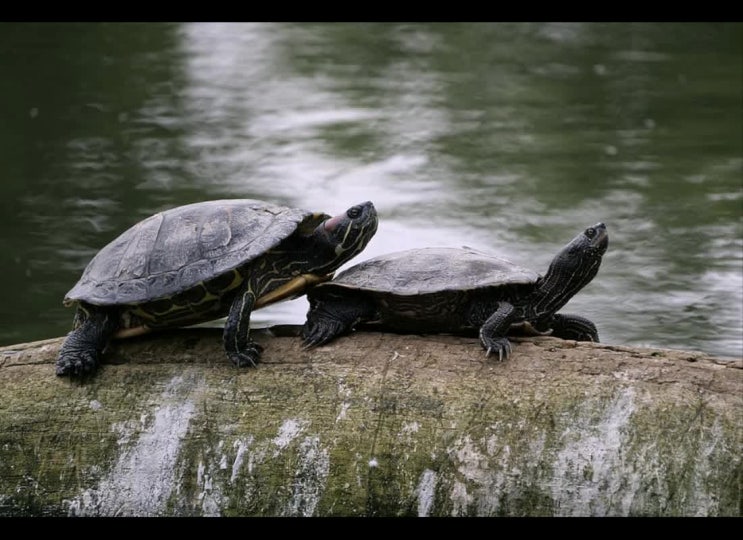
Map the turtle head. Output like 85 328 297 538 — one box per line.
307 201 378 274
534 223 608 317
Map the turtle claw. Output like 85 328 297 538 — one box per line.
300 326 322 348
480 335 511 362
301 337 323 350
302 333 332 349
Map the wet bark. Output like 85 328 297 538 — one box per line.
1 327 741 516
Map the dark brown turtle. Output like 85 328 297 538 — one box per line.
57 199 378 376
303 223 608 360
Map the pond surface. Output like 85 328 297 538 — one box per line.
1 22 741 359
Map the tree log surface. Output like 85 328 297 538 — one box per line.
0 327 740 517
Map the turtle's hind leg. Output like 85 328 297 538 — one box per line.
302 291 373 348
56 303 119 377
549 313 599 342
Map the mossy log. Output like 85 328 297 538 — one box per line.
0 327 741 517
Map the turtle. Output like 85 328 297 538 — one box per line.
56 199 378 377
302 222 608 360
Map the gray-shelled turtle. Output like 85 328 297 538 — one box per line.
302 223 608 360
57 199 378 376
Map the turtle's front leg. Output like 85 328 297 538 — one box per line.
548 313 599 342
302 291 373 348
477 302 517 361
56 303 118 377
223 282 263 368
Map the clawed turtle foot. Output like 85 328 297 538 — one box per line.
228 343 264 368
480 335 512 362
56 350 100 377
301 319 348 349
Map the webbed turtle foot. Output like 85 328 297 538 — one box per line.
549 314 599 342
56 349 100 377
480 335 512 362
301 319 346 348
227 342 264 368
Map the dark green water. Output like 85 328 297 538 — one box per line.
1 22 741 358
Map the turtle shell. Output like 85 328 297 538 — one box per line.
325 247 540 295
65 199 327 306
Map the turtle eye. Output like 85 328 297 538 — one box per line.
586 227 596 238
347 206 362 219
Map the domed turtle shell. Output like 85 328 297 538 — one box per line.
65 199 327 306
325 247 540 295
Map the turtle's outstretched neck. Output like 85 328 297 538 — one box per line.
532 223 608 320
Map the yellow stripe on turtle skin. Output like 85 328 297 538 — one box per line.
249 256 311 299
255 273 334 309
113 325 154 339
114 272 333 339
203 269 244 296
130 269 245 319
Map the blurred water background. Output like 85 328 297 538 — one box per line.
1 22 740 359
